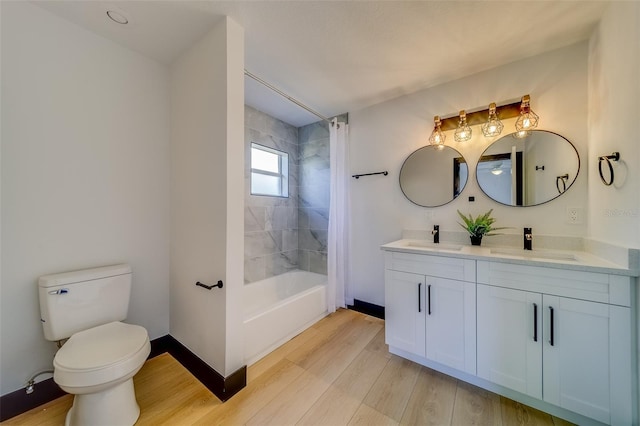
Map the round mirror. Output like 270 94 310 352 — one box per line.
400 145 468 207
477 130 579 207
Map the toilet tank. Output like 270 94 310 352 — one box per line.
38 264 132 341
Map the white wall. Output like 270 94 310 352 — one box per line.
170 17 245 377
224 19 246 375
349 43 589 306
0 2 171 395
587 3 640 418
588 2 640 249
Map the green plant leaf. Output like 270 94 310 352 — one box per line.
457 209 504 237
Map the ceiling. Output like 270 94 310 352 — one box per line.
33 1 609 127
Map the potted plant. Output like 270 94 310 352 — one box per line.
457 209 505 246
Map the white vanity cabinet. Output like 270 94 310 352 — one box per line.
382 241 637 425
477 261 633 425
385 270 426 357
477 285 543 398
384 251 476 374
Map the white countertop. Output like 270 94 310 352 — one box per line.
381 239 640 277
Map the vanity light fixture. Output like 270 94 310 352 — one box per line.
429 116 446 147
454 110 472 142
515 94 539 135
481 103 504 137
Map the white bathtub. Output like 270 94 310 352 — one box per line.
244 270 328 365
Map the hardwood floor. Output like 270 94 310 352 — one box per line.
3 309 573 425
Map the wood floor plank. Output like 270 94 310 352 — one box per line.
135 354 220 425
247 325 320 383
400 367 457 426
193 358 304 425
552 415 577 426
365 328 392 359
500 396 555 426
333 349 389 401
2 309 577 426
296 385 362 426
311 309 360 336
363 354 421 421
245 370 330 426
451 380 503 426
1 394 73 425
303 318 382 384
348 403 399 426
286 311 369 368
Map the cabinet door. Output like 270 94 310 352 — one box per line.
425 277 476 374
477 284 542 399
385 270 426 357
543 296 631 425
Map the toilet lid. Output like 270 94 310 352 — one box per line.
54 322 149 371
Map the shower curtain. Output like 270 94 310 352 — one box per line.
327 117 349 313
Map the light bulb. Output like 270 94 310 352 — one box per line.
429 116 446 146
454 110 472 142
515 95 539 133
481 103 504 137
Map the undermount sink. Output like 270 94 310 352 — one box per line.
405 241 463 251
490 247 578 262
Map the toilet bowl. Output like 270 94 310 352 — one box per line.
39 264 149 426
54 321 151 426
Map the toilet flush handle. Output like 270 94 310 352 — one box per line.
48 288 69 295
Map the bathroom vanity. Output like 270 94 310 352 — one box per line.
381 239 638 425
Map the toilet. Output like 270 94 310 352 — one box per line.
38 264 150 426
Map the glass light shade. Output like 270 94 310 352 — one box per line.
515 95 539 132
481 103 503 137
454 110 472 142
513 129 531 139
429 116 446 146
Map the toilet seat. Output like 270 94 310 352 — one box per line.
54 321 150 389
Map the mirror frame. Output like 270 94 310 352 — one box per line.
399 145 468 207
476 130 580 207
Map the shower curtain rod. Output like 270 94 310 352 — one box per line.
244 69 331 124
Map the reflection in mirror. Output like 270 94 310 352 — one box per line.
477 130 579 206
400 146 468 207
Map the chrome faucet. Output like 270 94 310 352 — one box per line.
432 225 439 244
524 227 532 250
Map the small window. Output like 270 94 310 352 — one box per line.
251 143 289 197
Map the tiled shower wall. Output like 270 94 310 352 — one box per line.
244 106 300 283
244 106 330 283
297 121 330 275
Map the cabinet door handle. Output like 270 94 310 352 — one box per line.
549 306 555 346
427 284 432 316
533 303 538 342
418 283 422 313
